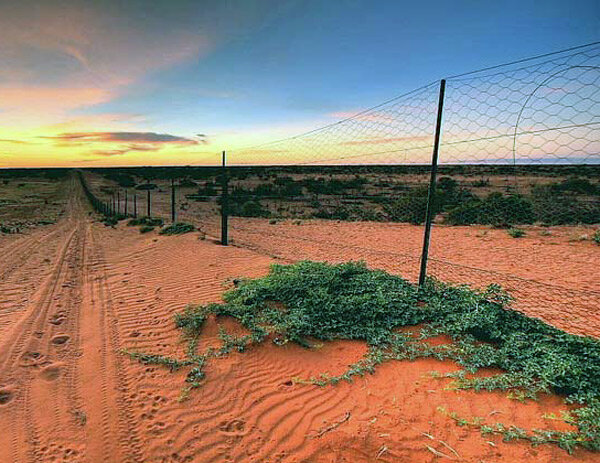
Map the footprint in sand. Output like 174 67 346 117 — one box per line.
0 388 14 405
51 334 70 345
40 363 63 381
49 314 65 325
19 351 45 367
218 419 246 435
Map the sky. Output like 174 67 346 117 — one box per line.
0 0 598 168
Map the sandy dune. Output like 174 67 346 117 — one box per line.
0 178 598 462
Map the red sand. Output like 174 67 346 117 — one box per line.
0 178 598 462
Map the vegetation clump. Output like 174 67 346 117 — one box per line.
159 222 195 235
507 227 526 238
125 261 600 453
127 216 164 227
446 193 535 227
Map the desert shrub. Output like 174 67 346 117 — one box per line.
383 188 431 225
0 224 20 234
532 192 600 225
313 204 384 222
472 178 490 187
127 216 164 227
303 177 367 195
313 205 350 220
594 230 600 245
159 222 195 235
438 180 475 210
446 193 535 226
139 225 155 234
104 173 136 188
507 227 525 238
197 182 218 197
383 182 473 225
126 261 600 452
229 200 270 218
550 177 598 196
103 217 119 227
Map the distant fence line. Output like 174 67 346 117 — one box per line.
79 43 600 336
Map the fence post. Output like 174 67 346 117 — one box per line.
221 150 229 246
124 189 128 217
418 79 446 287
117 190 120 216
171 178 176 223
133 192 137 218
147 189 151 217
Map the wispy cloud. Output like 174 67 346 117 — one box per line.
0 1 212 123
44 131 199 145
90 144 162 157
342 135 431 146
0 138 32 144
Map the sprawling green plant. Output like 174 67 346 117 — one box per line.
125 261 600 452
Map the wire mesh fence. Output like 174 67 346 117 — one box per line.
80 42 600 337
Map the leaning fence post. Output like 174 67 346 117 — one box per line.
221 150 229 246
147 189 151 217
171 178 176 223
117 190 121 216
418 79 446 287
133 192 137 218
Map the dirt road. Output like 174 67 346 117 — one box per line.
0 178 597 462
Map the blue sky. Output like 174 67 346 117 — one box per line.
0 0 598 166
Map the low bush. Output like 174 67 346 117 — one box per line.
532 193 600 225
594 230 600 245
228 200 271 218
446 193 535 227
507 227 526 238
159 222 195 235
127 216 164 227
383 188 431 225
103 217 119 227
139 225 155 234
549 177 598 196
0 224 19 234
126 261 600 453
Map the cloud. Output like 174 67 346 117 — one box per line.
0 86 112 118
0 1 213 122
90 144 162 157
341 135 431 146
0 138 31 144
44 131 199 145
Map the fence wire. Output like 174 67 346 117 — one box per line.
81 43 600 337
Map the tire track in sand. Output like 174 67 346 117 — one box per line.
76 220 144 463
0 176 142 463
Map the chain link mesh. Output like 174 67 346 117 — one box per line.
82 43 600 337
